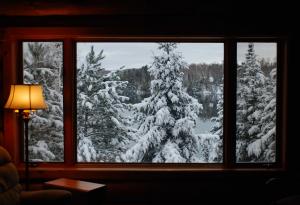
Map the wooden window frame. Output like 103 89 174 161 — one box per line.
1 28 288 180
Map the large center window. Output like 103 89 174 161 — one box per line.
76 42 224 163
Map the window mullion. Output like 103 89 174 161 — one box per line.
277 40 287 168
64 39 76 165
224 39 237 168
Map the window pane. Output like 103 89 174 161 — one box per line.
23 42 64 162
76 42 223 163
236 43 277 163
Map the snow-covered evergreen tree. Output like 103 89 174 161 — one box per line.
122 43 202 162
196 134 221 162
93 72 134 162
247 68 276 162
77 46 133 162
236 43 267 162
77 46 105 141
23 42 64 162
210 83 223 162
77 46 105 161
77 137 97 162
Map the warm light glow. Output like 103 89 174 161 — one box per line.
4 84 47 111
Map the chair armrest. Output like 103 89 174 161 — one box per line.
20 189 72 205
274 195 300 205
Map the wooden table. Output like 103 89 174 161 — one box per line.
45 178 106 205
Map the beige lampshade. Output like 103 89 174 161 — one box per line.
4 84 47 110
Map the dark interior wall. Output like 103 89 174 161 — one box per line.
0 1 299 204
0 29 3 145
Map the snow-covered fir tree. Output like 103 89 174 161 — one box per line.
210 83 223 162
23 42 64 162
77 46 105 161
77 137 97 162
236 43 267 162
247 68 276 162
77 46 133 162
77 46 104 141
93 71 134 162
196 133 221 162
122 43 202 162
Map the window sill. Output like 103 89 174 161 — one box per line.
17 164 286 181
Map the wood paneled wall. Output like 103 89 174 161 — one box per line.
0 1 299 205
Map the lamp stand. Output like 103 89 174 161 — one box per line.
22 111 30 191
4 84 47 190
4 84 47 191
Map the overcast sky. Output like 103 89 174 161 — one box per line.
77 43 224 70
23 42 277 71
237 43 277 64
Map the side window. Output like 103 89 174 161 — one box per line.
236 42 277 163
23 42 64 162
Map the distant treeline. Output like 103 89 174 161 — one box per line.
115 60 275 119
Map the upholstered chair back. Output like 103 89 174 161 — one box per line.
0 146 22 205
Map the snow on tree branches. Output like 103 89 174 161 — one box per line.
236 43 276 163
24 42 64 162
122 43 203 162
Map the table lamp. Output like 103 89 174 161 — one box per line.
4 84 47 190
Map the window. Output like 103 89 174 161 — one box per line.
76 42 224 163
4 28 286 171
23 42 64 162
236 43 277 163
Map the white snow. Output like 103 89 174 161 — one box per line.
29 141 55 162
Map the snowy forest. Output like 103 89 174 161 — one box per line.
23 41 276 163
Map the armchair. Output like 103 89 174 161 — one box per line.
0 146 72 205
